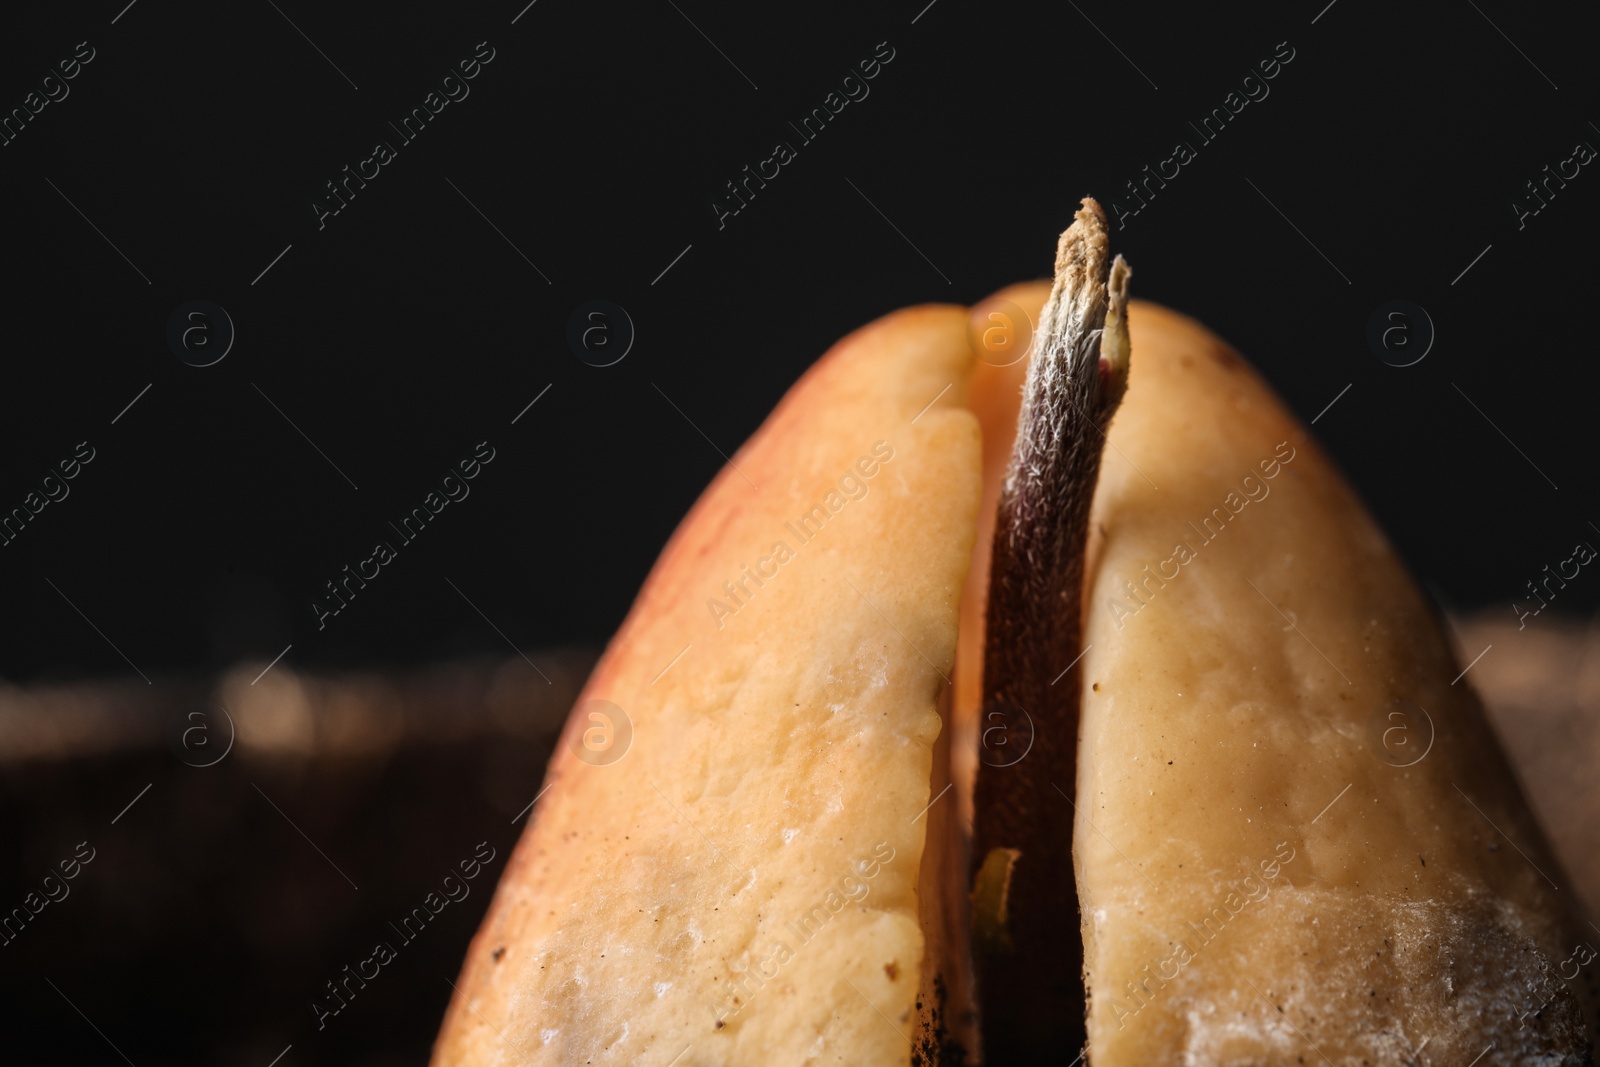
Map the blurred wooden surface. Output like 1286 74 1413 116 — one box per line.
0 650 594 1067
1453 613 1600 919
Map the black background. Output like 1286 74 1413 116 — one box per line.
1 0 1597 1063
